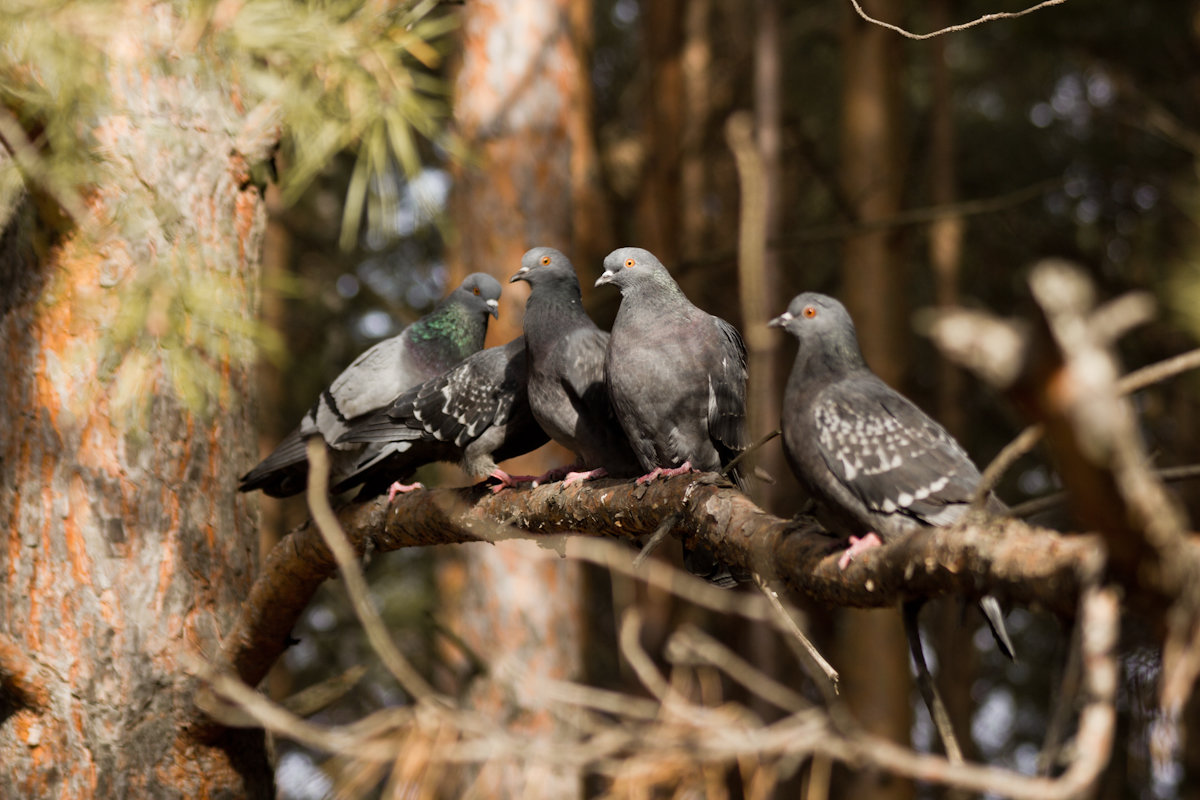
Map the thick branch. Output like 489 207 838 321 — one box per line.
222 473 1105 689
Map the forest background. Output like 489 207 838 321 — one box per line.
3 0 1200 798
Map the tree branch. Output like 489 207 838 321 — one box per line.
221 471 1107 690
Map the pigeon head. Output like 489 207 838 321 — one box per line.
458 272 502 318
510 247 578 289
594 247 675 294
769 293 866 368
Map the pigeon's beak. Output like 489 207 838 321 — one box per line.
486 298 500 318
509 267 528 284
594 271 615 288
767 311 792 328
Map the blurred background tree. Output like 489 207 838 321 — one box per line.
4 0 1200 797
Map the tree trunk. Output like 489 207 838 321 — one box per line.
926 0 979 765
0 6 276 797
635 0 684 265
838 2 914 798
443 1 602 796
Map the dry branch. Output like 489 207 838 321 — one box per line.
221 469 1106 691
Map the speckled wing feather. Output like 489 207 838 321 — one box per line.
332 338 547 493
811 376 981 532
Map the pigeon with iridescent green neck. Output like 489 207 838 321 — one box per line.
238 273 502 497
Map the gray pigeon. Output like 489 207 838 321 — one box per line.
510 246 640 485
595 247 749 585
333 336 550 497
239 272 502 497
770 292 1015 660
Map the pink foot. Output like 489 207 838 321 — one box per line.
837 533 883 570
562 467 608 488
531 463 579 488
635 461 694 486
387 480 425 502
488 468 537 494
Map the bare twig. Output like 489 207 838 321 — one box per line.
781 178 1061 247
903 602 963 763
1038 616 1083 775
753 575 840 694
1010 463 1200 520
973 345 1200 504
721 428 781 479
845 0 1069 41
304 438 443 704
667 624 812 715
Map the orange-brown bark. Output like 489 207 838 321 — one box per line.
0 5 276 796
445 2 603 796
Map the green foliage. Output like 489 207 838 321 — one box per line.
214 0 458 248
0 0 456 422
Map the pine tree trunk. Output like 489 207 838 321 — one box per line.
0 7 276 796
443 1 601 796
837 2 914 798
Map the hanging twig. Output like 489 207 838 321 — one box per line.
845 0 1069 41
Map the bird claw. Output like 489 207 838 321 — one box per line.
561 467 608 488
488 469 537 494
837 532 882 570
531 464 578 488
634 461 694 485
387 481 425 502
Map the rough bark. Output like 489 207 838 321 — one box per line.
445 2 601 796
221 473 1100 693
0 6 276 796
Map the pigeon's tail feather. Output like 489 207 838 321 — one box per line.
336 413 420 446
682 543 745 589
979 595 1016 661
238 429 309 496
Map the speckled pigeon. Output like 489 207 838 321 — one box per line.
333 336 550 497
770 292 1015 660
510 246 640 486
238 272 502 497
595 247 749 585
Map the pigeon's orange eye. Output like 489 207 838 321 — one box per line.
624 258 636 269
540 255 551 266
473 286 480 295
803 306 817 318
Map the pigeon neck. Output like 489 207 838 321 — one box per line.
407 292 487 368
790 334 868 389
617 275 688 317
524 282 589 354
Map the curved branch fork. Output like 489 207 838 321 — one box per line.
223 472 1103 688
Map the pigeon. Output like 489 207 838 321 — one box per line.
595 246 749 585
509 246 640 486
769 292 1016 660
238 272 502 497
333 336 550 497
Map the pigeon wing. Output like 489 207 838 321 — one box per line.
708 316 749 480
811 379 981 529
